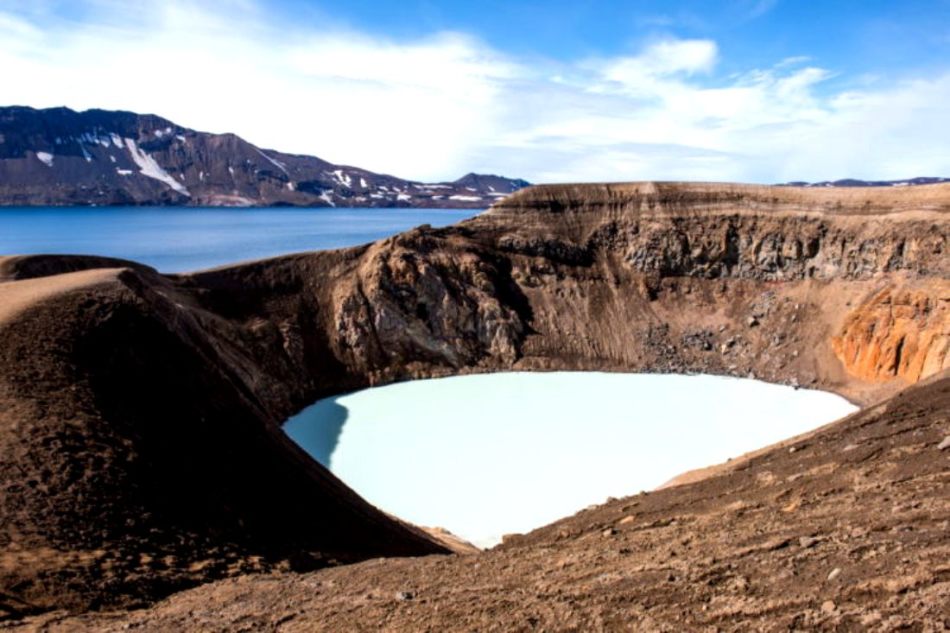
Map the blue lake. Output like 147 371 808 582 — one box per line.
0 206 479 272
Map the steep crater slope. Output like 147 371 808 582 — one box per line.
0 182 947 620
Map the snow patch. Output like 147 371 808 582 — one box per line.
116 169 133 175
319 190 336 207
77 142 93 162
255 148 289 175
331 169 352 187
109 155 116 163
123 138 190 196
397 193 412 201
36 152 54 167
175 135 187 142
287 181 296 191
449 195 482 202
360 177 369 189
110 134 123 148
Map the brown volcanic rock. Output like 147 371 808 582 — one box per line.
0 181 948 625
0 261 446 618
25 371 950 632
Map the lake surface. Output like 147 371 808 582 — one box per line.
284 372 858 548
0 206 479 272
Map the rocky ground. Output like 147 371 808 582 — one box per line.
15 371 950 632
0 181 947 629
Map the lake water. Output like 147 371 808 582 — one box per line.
284 372 858 548
0 206 479 272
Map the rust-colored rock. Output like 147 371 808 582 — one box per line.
832 284 950 383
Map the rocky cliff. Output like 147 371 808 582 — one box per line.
0 181 947 625
0 106 528 207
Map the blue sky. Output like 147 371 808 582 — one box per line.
1 0 949 182
296 0 950 72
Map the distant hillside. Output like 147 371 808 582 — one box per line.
0 106 529 208
780 177 950 188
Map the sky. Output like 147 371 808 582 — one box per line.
1 0 949 183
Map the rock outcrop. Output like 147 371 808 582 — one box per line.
0 181 947 624
832 284 949 382
0 106 528 207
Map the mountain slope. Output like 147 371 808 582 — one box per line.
0 106 528 208
781 177 950 187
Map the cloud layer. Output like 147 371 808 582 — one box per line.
1 0 948 183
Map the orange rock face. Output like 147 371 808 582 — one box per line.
832 283 950 383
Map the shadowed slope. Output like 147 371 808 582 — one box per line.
30 371 949 631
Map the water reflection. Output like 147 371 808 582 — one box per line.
282 372 858 547
284 397 349 467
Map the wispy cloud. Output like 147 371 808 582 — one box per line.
0 0 948 183
748 0 779 19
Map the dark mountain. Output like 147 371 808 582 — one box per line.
780 177 950 188
0 106 529 208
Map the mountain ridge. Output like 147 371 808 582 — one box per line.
0 106 529 208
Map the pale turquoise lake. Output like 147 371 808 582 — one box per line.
285 372 858 547
0 206 478 272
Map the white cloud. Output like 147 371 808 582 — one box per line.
0 0 948 183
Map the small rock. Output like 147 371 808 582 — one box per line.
395 591 414 601
821 600 837 614
799 536 819 548
788 446 797 453
937 436 950 450
618 516 635 525
747 316 759 327
827 567 841 582
602 528 617 538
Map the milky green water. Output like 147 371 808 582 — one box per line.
285 372 858 547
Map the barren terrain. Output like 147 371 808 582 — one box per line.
0 182 947 629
